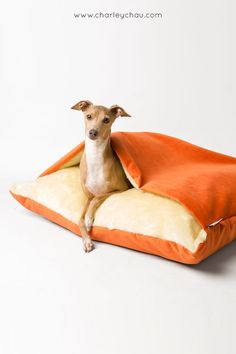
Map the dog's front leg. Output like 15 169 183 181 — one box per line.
79 198 94 252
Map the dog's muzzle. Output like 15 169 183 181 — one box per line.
88 129 98 140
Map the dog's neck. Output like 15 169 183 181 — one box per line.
84 134 114 195
84 135 113 160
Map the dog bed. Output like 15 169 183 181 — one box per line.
10 131 236 264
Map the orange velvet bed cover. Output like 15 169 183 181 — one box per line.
12 131 236 264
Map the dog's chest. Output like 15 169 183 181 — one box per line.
84 141 108 195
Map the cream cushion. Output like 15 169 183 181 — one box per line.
10 166 206 252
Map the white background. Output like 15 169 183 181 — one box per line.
0 1 235 353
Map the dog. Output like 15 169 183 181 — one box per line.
71 100 132 252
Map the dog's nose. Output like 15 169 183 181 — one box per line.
89 129 98 139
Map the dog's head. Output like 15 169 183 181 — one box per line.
71 100 131 141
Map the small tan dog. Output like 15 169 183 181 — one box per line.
71 100 132 252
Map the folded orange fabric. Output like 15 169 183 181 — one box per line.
10 131 236 264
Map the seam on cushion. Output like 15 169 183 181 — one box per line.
205 214 236 230
200 215 236 262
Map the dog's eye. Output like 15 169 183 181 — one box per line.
103 117 110 124
86 114 92 120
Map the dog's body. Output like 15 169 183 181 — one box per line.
71 100 132 252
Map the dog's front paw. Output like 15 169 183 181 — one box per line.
83 238 94 253
85 215 94 232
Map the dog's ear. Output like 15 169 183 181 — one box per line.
110 105 131 118
71 100 93 111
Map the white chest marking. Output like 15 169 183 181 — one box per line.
85 137 108 195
